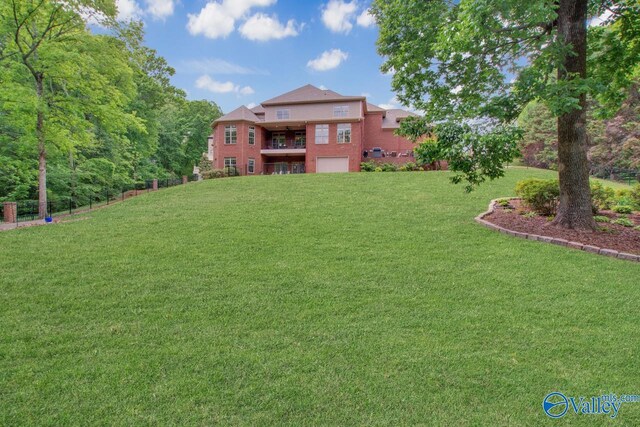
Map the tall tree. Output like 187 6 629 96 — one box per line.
372 0 640 230
0 0 120 217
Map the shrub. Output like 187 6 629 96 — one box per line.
593 215 610 223
614 189 634 207
496 198 512 207
202 169 228 179
515 178 559 215
374 167 383 172
381 163 399 172
612 205 633 214
360 161 377 172
630 184 640 210
590 181 615 212
522 211 537 218
613 217 634 227
635 225 640 231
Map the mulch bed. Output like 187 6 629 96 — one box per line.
485 199 640 255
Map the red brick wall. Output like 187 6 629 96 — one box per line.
214 122 263 174
363 113 416 158
305 121 363 173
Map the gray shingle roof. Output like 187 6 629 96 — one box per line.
366 102 385 113
214 105 261 123
261 84 364 106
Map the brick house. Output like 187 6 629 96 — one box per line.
208 84 421 175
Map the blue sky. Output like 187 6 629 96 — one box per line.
115 0 400 113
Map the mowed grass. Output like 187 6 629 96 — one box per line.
0 168 638 426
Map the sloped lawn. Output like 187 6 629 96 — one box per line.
0 168 638 426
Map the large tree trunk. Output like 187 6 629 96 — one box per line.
552 0 596 230
36 73 47 219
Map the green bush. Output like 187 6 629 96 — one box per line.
202 169 228 179
593 215 610 223
360 161 377 172
613 217 634 227
612 205 633 214
381 163 399 172
630 184 640 210
496 198 512 207
374 167 383 172
515 178 559 216
614 189 634 207
634 225 640 231
590 181 615 212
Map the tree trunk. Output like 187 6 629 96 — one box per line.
551 0 596 231
36 73 47 219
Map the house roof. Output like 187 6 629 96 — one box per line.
250 104 265 114
381 109 418 129
365 102 385 113
261 84 365 106
214 105 261 124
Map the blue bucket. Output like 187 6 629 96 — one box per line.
45 217 53 223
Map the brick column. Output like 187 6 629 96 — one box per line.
182 175 188 185
3 202 17 223
152 179 158 191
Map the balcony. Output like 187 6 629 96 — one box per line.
260 140 306 156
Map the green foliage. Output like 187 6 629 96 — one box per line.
522 211 537 218
202 169 228 180
590 181 616 211
593 215 611 223
0 2 222 202
613 217 634 227
360 161 377 172
515 178 560 215
517 101 558 169
632 184 640 209
496 198 512 208
410 122 522 192
612 204 633 214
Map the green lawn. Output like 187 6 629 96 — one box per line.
1 169 638 426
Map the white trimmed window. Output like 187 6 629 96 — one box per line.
276 109 290 120
294 131 306 148
248 158 255 174
337 123 351 143
248 126 255 145
224 157 236 168
333 106 349 117
272 132 286 148
315 124 329 144
224 125 237 144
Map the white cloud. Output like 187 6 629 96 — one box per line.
196 75 254 96
319 85 328 90
239 13 299 41
247 102 258 109
180 59 268 75
187 0 281 39
589 9 613 27
378 96 400 110
145 0 175 21
116 0 144 21
322 0 357 33
356 9 375 28
307 49 348 71
361 92 371 98
451 85 463 94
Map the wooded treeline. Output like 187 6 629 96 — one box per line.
0 0 222 210
518 82 640 179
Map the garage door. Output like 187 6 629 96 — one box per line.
316 157 349 173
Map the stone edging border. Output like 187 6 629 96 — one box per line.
475 198 640 263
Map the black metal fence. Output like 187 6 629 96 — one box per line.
591 167 640 186
0 175 197 225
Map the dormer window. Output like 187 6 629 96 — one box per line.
276 109 290 120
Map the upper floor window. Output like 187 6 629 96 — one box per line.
248 126 255 145
272 132 286 149
224 125 237 144
294 131 306 148
276 109 290 120
333 106 349 117
315 124 329 144
337 123 351 143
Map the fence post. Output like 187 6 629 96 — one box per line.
3 202 17 223
89 196 92 210
106 190 110 205
182 175 188 185
152 179 158 191
122 190 125 201
69 199 72 215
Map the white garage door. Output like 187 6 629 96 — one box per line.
316 157 349 173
